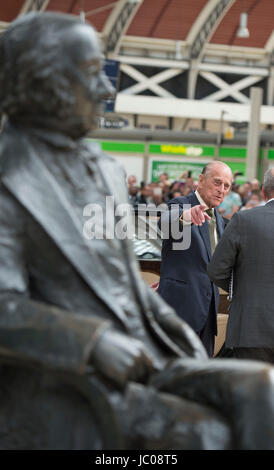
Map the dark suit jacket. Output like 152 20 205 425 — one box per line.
208 201 274 348
158 192 225 334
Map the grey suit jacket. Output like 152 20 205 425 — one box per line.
208 201 274 348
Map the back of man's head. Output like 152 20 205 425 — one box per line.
263 167 274 200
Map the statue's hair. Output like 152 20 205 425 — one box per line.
0 12 85 118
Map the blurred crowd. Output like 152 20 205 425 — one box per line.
127 170 265 217
127 171 197 208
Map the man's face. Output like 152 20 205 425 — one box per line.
198 164 232 208
62 23 114 131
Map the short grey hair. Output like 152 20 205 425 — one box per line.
263 167 274 198
201 161 232 178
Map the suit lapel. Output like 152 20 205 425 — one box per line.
1 135 128 327
199 222 211 260
188 192 224 259
187 192 211 260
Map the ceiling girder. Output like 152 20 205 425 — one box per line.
103 0 143 57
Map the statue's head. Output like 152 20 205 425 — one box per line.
0 12 114 137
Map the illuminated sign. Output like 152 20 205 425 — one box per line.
149 144 215 157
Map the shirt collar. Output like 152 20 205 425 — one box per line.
266 197 274 204
195 190 209 210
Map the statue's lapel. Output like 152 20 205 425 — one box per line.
94 153 155 311
1 139 128 327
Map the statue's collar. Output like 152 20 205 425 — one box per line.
7 118 87 152
28 128 83 151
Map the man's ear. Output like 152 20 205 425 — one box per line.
198 174 203 186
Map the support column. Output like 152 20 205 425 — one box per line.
143 140 150 183
246 87 263 181
267 65 274 106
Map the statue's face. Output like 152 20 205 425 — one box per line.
62 23 114 131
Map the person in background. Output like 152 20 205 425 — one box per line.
241 189 265 210
218 186 242 219
127 175 138 206
127 175 137 187
238 181 252 206
158 172 169 184
158 161 232 356
250 178 261 191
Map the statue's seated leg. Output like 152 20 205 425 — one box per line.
0 365 103 449
151 358 274 450
110 382 232 450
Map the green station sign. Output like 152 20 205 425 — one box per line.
151 161 205 182
149 143 215 157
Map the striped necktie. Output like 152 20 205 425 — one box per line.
206 209 217 254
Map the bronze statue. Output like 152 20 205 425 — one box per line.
0 12 273 450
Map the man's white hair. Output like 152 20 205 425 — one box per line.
201 161 232 178
263 167 274 198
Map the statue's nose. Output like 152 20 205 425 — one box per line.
99 71 116 100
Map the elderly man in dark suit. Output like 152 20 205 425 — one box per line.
1 12 274 450
158 162 232 356
208 167 274 363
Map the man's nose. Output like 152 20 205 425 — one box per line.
219 184 227 192
98 71 115 100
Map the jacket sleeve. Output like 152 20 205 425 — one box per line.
158 197 191 236
0 185 111 374
207 212 240 292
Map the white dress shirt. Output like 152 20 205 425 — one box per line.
180 190 218 247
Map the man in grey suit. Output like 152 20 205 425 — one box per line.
208 167 274 362
2 12 274 450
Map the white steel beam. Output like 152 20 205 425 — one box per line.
199 62 268 76
19 0 49 14
120 64 181 98
0 21 9 33
117 55 189 70
200 72 264 103
103 0 143 56
115 93 274 124
186 0 236 98
120 35 267 62
117 54 268 76
186 0 236 59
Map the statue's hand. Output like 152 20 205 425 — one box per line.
92 329 155 388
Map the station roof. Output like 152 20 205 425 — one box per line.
1 0 274 49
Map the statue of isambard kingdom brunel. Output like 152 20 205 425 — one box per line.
0 12 273 450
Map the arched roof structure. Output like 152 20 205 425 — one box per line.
1 1 274 122
2 0 274 48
